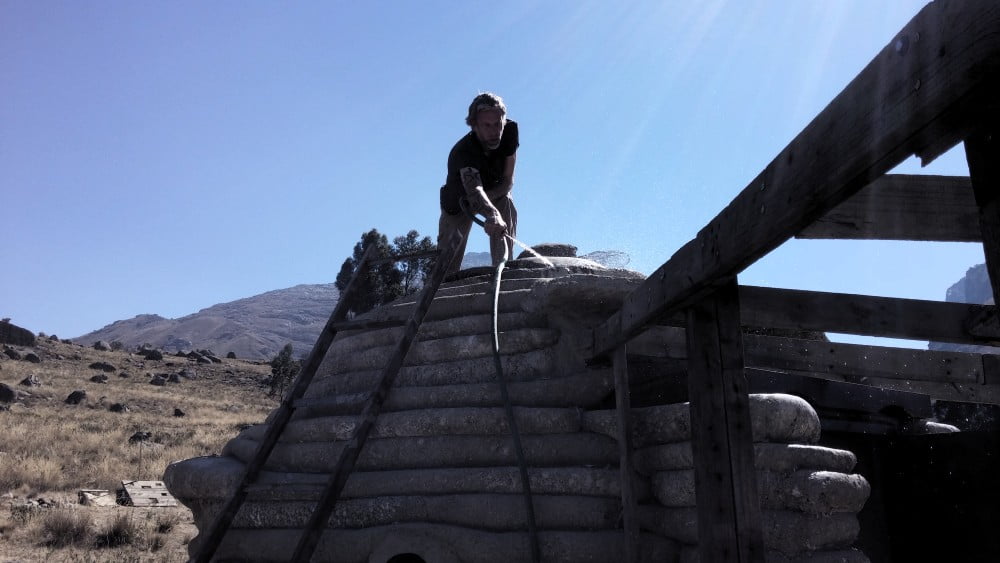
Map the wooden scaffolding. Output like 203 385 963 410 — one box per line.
592 1 1000 561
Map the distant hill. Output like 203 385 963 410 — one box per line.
75 284 338 360
72 248 632 360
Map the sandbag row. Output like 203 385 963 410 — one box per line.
247 406 585 443
222 432 619 473
165 456 639 503
195 523 682 563
582 393 823 446
295 369 615 416
598 393 870 561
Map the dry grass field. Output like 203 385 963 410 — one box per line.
0 336 277 562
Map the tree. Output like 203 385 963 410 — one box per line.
268 343 300 398
335 228 437 316
393 230 436 294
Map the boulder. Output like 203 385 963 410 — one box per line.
65 390 87 405
19 374 41 387
88 361 117 372
0 382 18 403
109 403 130 413
150 375 168 386
174 408 186 417
0 321 36 347
92 341 111 352
24 352 41 363
139 348 164 361
128 431 152 444
3 348 21 360
89 374 109 384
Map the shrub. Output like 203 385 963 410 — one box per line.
154 511 181 534
40 508 93 547
93 512 141 548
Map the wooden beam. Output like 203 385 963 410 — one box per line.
613 346 639 563
743 334 983 384
797 174 980 241
591 0 1000 359
685 280 764 563
737 286 1000 345
630 324 987 385
965 128 1000 307
651 286 1000 345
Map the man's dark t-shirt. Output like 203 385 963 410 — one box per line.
440 120 519 215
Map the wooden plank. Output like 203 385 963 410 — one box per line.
798 174 980 241
613 345 639 563
591 0 1000 359
738 286 1000 345
629 324 988 385
965 129 1000 307
649 286 1000 345
743 334 983 384
120 481 178 507
685 280 764 563
745 368 933 419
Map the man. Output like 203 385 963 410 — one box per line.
438 92 519 274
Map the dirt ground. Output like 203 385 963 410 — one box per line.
0 491 197 562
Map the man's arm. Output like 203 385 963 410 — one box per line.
460 166 507 236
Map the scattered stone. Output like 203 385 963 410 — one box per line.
167 373 181 383
24 352 41 363
149 375 167 386
226 352 237 359
92 341 111 352
48 334 59 341
178 369 196 380
65 390 87 405
173 408 186 417
19 374 41 387
3 348 21 360
0 382 18 403
88 361 117 372
109 403 130 413
119 371 131 378
89 374 109 384
138 348 163 361
128 431 152 444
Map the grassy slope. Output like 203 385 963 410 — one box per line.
0 337 276 562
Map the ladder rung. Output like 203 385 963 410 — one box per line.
368 249 441 265
330 319 407 331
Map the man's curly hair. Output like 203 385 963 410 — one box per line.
465 92 507 127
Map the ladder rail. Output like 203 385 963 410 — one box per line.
192 243 383 563
290 228 464 562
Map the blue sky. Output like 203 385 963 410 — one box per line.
1 1 984 341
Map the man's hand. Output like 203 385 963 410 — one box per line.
484 214 507 237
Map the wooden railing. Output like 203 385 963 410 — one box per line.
590 2 1000 561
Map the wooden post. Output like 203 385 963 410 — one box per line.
685 278 764 563
965 128 1000 307
613 345 639 562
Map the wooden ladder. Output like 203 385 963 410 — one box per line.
192 229 465 563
